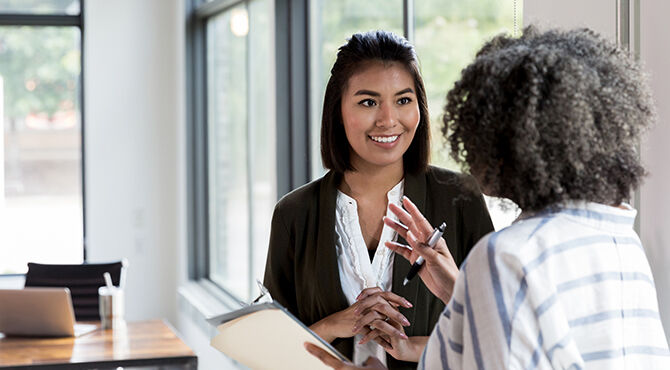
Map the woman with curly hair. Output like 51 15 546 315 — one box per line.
307 26 670 369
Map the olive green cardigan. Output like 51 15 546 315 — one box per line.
263 166 494 369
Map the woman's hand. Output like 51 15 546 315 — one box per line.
383 196 460 304
309 288 413 343
305 343 387 369
358 324 427 362
355 288 427 362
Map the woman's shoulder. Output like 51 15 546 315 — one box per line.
274 171 337 217
472 217 555 263
275 177 322 212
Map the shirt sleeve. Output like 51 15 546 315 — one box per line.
262 203 299 316
419 233 556 370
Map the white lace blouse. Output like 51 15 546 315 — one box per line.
334 180 404 366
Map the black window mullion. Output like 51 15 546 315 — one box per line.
274 0 291 198
403 0 414 42
80 0 87 262
186 0 209 279
0 14 80 26
275 0 310 198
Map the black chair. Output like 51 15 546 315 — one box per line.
24 261 126 321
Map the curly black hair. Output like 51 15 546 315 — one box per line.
443 26 655 212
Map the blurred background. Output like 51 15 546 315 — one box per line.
0 0 668 369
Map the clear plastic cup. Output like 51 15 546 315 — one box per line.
98 286 125 329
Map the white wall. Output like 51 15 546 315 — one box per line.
78 2 670 368
526 0 670 344
84 0 184 324
639 0 670 345
85 2 239 368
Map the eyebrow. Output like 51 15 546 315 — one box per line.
354 87 415 96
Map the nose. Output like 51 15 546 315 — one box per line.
375 102 398 128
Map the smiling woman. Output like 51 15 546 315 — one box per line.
263 30 494 370
340 62 420 171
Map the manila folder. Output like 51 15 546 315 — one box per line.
208 301 348 369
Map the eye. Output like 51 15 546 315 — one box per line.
358 99 377 107
397 97 412 105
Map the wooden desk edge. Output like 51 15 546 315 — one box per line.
0 319 198 369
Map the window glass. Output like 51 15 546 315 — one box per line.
308 0 522 229
414 0 522 228
0 0 79 15
248 0 275 287
309 0 404 179
0 26 83 274
207 0 274 301
415 0 519 170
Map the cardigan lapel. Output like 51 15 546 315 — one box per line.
315 171 350 316
391 170 427 333
403 170 427 214
313 170 429 323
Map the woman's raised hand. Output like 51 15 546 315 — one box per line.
383 196 459 304
309 288 412 343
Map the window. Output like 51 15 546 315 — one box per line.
0 0 80 15
308 0 404 178
187 0 521 303
189 0 275 302
309 0 522 229
0 1 84 275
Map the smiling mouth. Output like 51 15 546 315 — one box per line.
369 135 400 143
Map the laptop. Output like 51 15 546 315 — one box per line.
0 287 98 337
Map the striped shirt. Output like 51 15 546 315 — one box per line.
420 201 670 369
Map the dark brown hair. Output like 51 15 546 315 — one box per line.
320 30 430 174
444 26 655 211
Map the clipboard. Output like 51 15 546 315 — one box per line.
207 300 349 369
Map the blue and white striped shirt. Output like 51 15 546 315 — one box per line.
420 201 669 369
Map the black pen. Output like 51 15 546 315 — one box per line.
403 222 446 286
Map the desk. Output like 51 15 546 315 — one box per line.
0 319 197 369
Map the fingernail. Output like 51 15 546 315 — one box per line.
401 333 408 339
402 318 410 326
404 300 413 308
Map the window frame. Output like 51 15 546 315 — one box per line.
186 0 521 301
187 0 293 303
0 1 87 276
186 0 422 300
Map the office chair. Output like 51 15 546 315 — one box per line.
24 261 126 321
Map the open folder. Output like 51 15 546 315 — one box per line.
207 301 348 369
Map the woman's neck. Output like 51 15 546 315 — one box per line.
340 161 404 198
